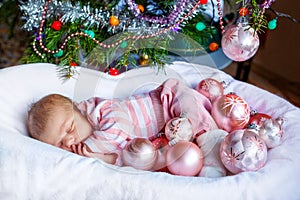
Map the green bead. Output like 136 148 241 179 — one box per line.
268 19 277 30
120 41 128 48
196 22 206 31
53 50 63 57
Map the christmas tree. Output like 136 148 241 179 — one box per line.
18 0 299 78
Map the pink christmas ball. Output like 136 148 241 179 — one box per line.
122 138 158 170
166 141 203 176
211 93 250 132
221 24 260 62
195 78 224 102
220 129 268 174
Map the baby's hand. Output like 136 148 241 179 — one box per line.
72 143 118 165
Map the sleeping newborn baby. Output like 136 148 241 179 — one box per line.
27 78 218 167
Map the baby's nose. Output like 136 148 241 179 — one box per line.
63 134 76 147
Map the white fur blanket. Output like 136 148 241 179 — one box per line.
0 62 299 200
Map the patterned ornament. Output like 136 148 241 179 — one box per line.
166 141 204 176
211 93 250 132
195 78 224 102
221 24 260 62
220 129 268 174
50 20 62 31
122 138 158 170
109 68 120 76
165 117 193 146
258 118 283 148
109 16 120 26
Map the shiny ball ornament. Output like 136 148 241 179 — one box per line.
196 22 206 31
220 129 268 174
109 16 119 26
166 141 203 176
258 118 283 148
212 93 250 132
122 138 158 170
195 78 224 102
138 54 149 66
138 4 145 12
51 20 62 31
221 24 260 62
199 0 208 4
109 68 120 76
248 113 271 129
209 42 219 51
239 7 249 16
268 19 277 30
165 117 193 146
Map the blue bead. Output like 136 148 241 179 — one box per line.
196 22 206 31
268 19 277 30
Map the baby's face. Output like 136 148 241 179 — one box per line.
39 106 92 152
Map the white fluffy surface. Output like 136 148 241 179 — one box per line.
0 62 300 200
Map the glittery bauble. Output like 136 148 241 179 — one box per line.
122 138 158 170
165 117 193 145
166 141 203 176
195 78 224 102
258 118 283 148
220 129 267 174
221 24 260 62
211 93 250 132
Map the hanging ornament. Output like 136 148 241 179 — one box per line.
220 129 268 174
69 61 78 67
166 141 204 176
199 0 208 4
138 4 145 12
109 68 120 76
122 138 158 170
83 30 95 39
221 22 260 62
238 7 249 17
50 20 62 31
268 18 277 30
195 22 206 31
211 93 250 132
53 50 64 57
195 78 224 102
209 42 219 52
138 54 149 66
109 15 119 26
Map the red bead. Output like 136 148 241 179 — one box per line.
239 7 249 16
51 20 62 31
109 68 120 76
